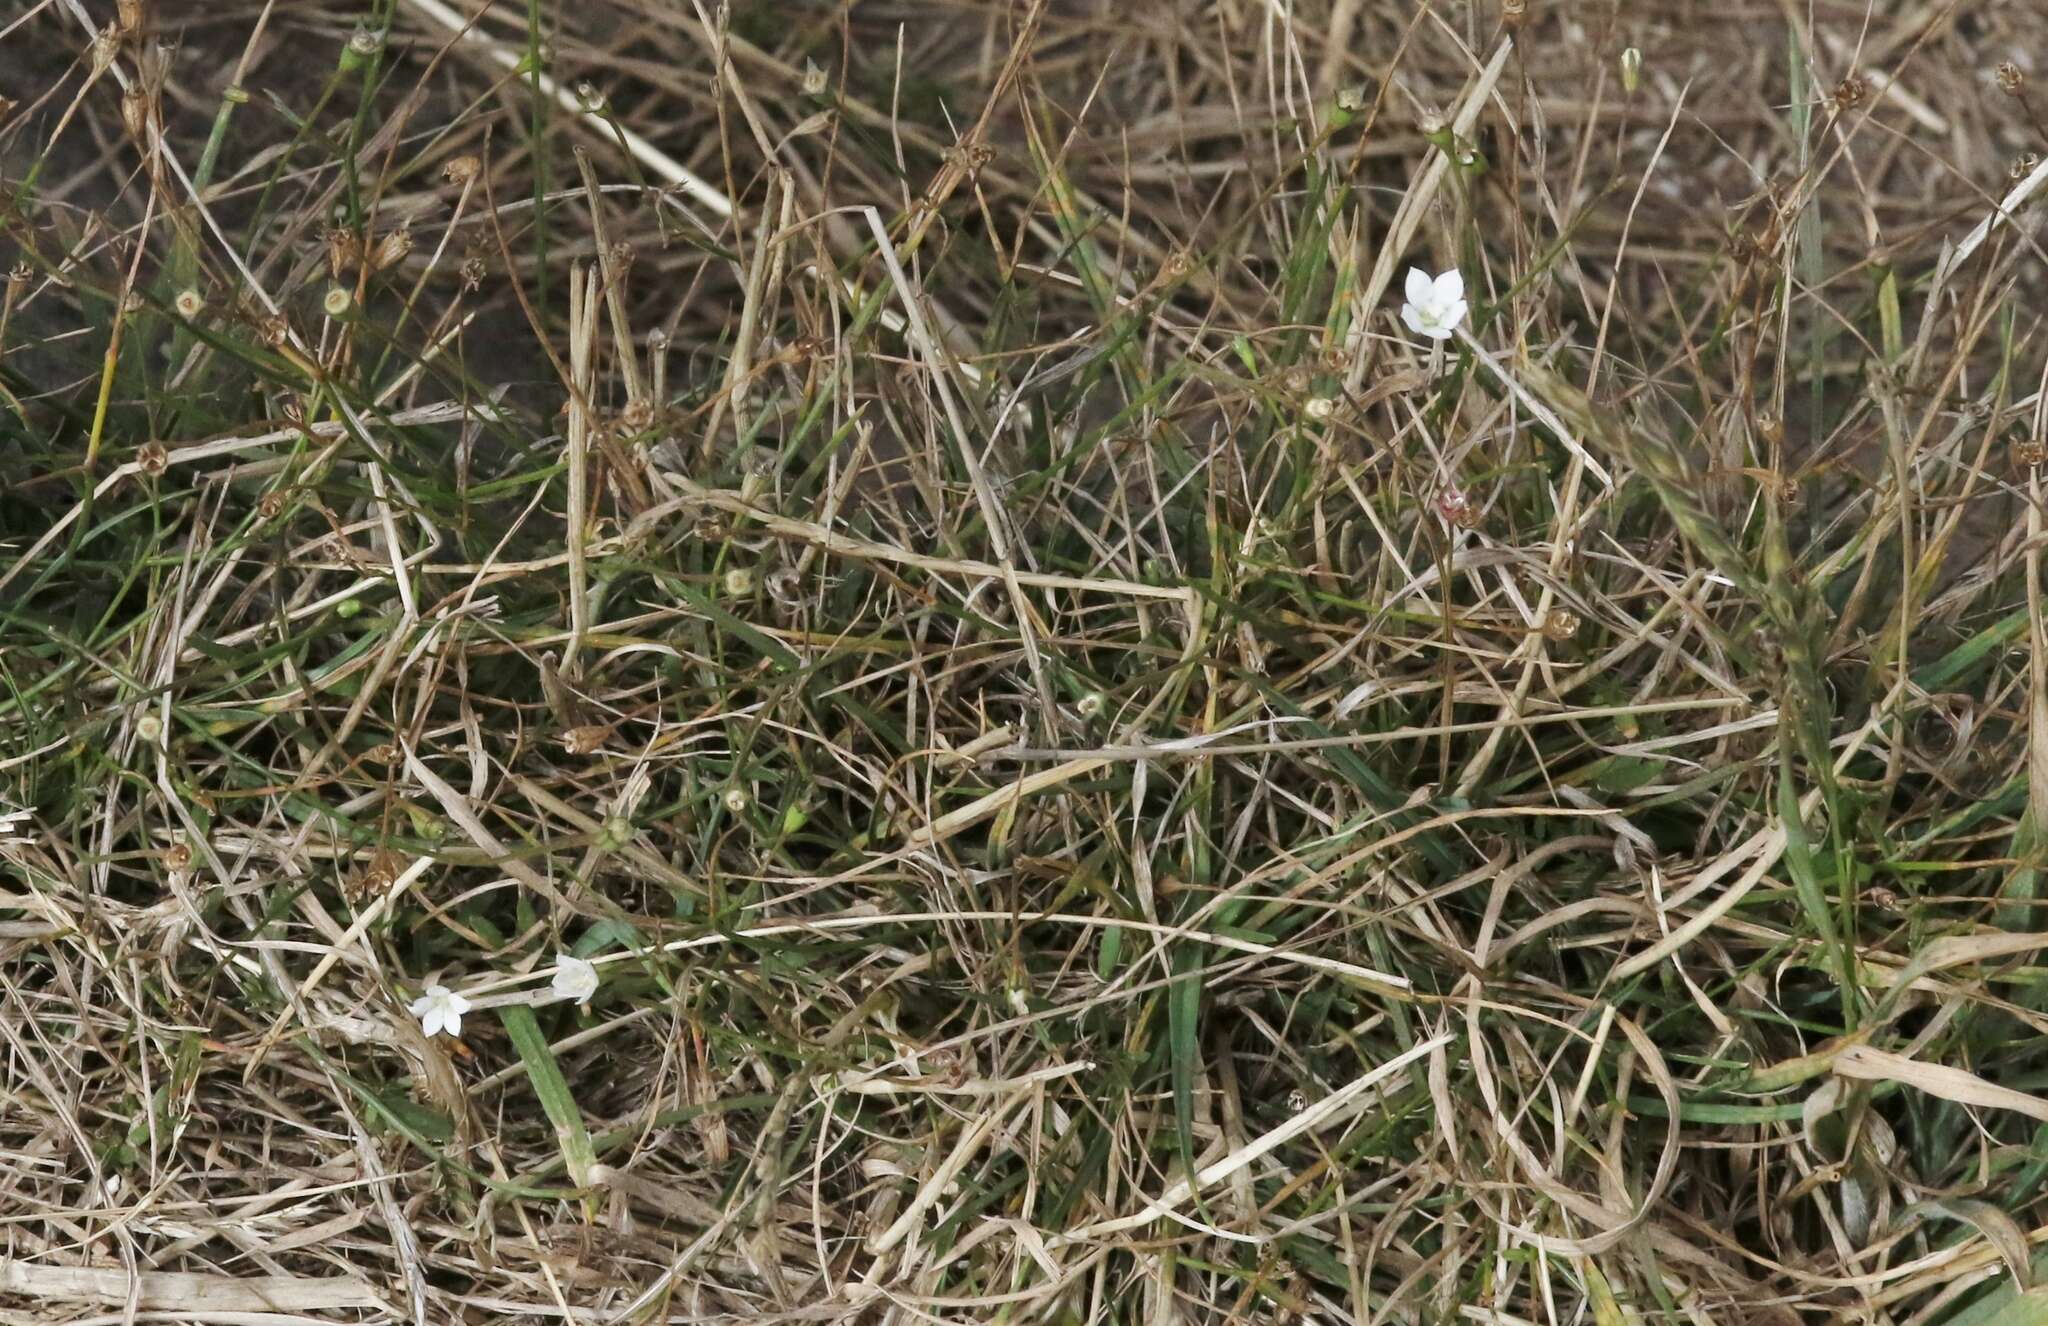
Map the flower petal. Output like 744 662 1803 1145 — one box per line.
1401 303 1426 335
1431 268 1464 305
1405 266 1433 306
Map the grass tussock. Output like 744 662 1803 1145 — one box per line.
8 0 2048 1322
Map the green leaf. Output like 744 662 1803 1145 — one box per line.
1169 956 1201 1198
1956 1289 2048 1326
499 1006 598 1196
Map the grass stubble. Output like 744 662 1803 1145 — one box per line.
6 0 2048 1322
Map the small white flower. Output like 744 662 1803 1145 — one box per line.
1398 266 1467 340
408 984 471 1038
551 954 599 1006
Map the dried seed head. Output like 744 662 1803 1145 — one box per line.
135 711 163 744
162 839 192 871
280 397 305 427
963 141 995 173
1998 61 2025 97
259 314 291 348
1304 396 1336 421
136 441 168 476
119 86 150 141
8 263 31 288
1282 364 1314 395
1541 608 1580 642
618 398 655 433
723 566 756 597
1619 47 1642 95
722 786 749 815
1832 74 1868 113
347 26 382 58
1075 691 1105 719
1756 412 1784 446
344 849 403 902
322 285 353 319
370 224 412 273
1501 0 1528 27
1160 248 1193 283
121 290 145 315
802 59 828 96
324 226 361 279
2013 152 2040 184
647 327 669 352
173 288 203 319
1322 345 1352 373
460 255 487 292
91 24 120 74
442 154 480 185
257 488 288 519
1778 475 1802 506
561 724 611 755
115 0 144 36
2015 437 2047 468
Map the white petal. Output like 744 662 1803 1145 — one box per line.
441 1006 462 1037
1444 297 1468 331
552 955 599 1003
1401 303 1426 335
1431 268 1464 306
1404 266 1433 306
421 1007 445 1037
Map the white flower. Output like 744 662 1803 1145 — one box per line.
1399 266 1467 340
408 984 471 1038
551 954 599 1006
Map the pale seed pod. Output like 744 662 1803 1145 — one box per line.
370 225 412 273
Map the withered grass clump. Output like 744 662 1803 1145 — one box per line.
7 2 2048 1323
